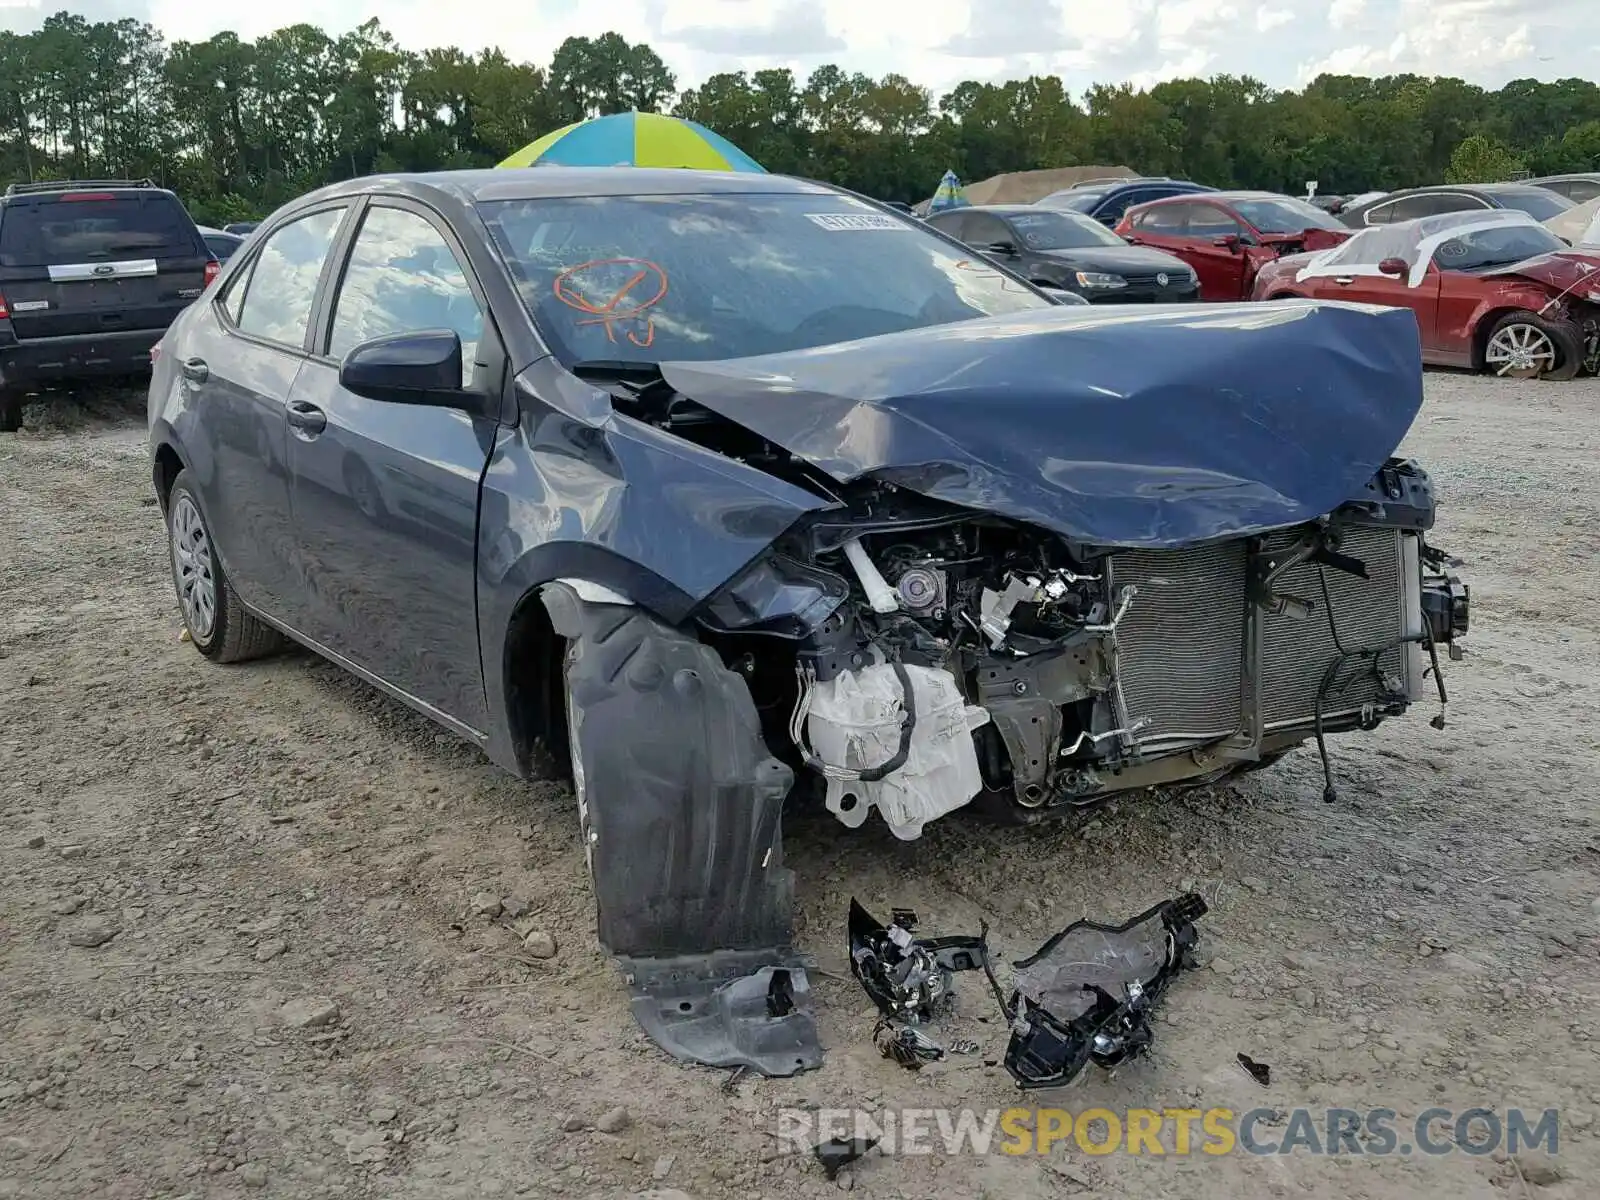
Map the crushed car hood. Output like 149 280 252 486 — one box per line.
658 303 1424 549
1482 251 1600 290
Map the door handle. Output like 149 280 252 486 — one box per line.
180 357 208 383
286 400 327 436
1334 276 1356 285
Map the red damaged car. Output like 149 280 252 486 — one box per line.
1251 210 1600 381
1115 191 1352 300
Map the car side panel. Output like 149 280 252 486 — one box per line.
1436 276 1562 369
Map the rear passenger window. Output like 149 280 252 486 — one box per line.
235 207 346 351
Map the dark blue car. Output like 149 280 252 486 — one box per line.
147 167 1467 1080
1035 177 1217 225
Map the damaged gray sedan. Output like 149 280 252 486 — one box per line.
148 168 1468 1079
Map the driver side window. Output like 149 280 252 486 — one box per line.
327 206 484 387
963 215 1012 248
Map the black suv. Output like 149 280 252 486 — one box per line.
0 179 215 431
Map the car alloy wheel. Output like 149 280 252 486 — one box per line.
170 493 218 642
1485 321 1558 379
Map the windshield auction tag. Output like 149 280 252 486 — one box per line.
806 213 910 231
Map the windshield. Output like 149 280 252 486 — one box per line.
1433 224 1565 271
1037 191 1103 214
1232 198 1346 233
1489 189 1574 222
1006 210 1126 249
478 192 1053 365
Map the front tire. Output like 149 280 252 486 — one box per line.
166 469 284 663
1483 311 1582 381
0 391 21 433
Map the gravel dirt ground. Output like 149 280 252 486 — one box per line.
2 373 1598 1200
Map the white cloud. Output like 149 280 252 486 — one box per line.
1327 0 1365 30
1299 0 1566 82
2 0 1588 101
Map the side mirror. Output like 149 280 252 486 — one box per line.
339 330 470 408
983 241 1018 256
1378 257 1408 277
1212 234 1242 252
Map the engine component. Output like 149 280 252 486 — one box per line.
1003 892 1207 1089
847 900 1007 1024
894 565 945 615
804 663 991 839
977 573 1043 649
843 536 900 614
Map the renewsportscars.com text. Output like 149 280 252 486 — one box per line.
776 1106 1561 1158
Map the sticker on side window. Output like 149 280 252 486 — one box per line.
805 213 910 231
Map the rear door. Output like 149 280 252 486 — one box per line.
0 190 210 341
180 204 352 619
283 199 502 731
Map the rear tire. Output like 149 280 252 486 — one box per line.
166 469 285 663
1482 311 1582 381
0 391 21 433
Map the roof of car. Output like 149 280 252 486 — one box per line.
1526 172 1600 183
1376 183 1541 199
937 204 1092 218
1131 190 1283 207
300 167 835 207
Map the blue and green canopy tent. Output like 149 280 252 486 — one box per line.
928 169 969 213
498 111 765 172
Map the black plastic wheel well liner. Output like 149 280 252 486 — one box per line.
540 583 821 1076
540 583 798 958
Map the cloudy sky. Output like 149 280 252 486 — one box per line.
2 0 1591 97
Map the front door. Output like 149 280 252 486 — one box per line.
284 200 501 732
185 205 350 616
1181 203 1252 300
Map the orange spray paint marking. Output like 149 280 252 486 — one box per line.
552 258 669 347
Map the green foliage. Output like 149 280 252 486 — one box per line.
2 12 1597 217
1445 134 1525 184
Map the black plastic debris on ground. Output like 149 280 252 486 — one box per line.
1238 1052 1271 1085
1002 892 1209 1089
848 898 1010 1070
814 1135 877 1181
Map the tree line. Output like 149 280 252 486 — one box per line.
2 11 1597 226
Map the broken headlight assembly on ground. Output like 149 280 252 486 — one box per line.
1002 892 1208 1089
845 894 1210 1088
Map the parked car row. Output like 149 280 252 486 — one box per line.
918 170 1600 379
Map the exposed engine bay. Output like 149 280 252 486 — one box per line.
694 461 1469 832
